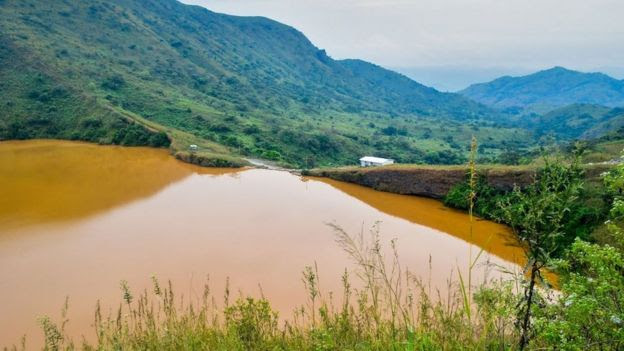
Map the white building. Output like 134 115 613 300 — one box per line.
359 156 394 167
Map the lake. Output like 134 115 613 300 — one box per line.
0 140 523 346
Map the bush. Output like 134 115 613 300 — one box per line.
535 240 624 350
112 123 170 147
263 150 281 160
425 150 467 165
101 75 126 90
80 117 103 128
443 174 507 219
225 298 279 349
148 131 171 147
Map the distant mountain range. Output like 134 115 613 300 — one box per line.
458 67 624 140
0 0 525 167
460 67 624 114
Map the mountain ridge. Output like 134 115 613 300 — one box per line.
0 0 529 167
460 66 624 114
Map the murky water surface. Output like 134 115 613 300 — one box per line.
0 140 523 346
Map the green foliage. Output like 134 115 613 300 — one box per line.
444 181 472 209
112 123 171 147
497 156 589 349
500 158 585 260
535 240 624 350
595 121 624 143
443 175 507 220
224 298 279 349
496 147 532 165
101 75 126 91
174 151 248 168
0 42 169 147
507 104 624 141
424 149 467 164
444 155 623 349
604 161 624 200
532 160 624 350
445 161 608 258
598 160 624 251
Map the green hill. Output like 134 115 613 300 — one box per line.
507 104 624 140
460 67 624 114
581 107 624 139
534 104 613 138
0 0 530 167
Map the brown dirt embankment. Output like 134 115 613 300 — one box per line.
306 164 611 199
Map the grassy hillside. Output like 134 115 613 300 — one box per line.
526 104 624 139
0 0 532 167
0 34 170 147
576 125 624 163
460 66 624 114
582 108 624 139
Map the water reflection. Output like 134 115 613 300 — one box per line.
0 140 243 230
308 177 524 267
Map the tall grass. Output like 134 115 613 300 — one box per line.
12 223 521 351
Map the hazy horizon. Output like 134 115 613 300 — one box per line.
181 0 624 91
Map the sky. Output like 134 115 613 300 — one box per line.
180 0 624 91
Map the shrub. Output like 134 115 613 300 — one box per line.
80 117 103 128
101 75 126 90
148 131 171 147
225 298 279 349
535 240 624 350
112 123 170 147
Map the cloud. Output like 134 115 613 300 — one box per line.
181 0 624 85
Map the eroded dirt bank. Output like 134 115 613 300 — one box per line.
306 165 610 199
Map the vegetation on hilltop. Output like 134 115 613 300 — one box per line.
0 0 531 167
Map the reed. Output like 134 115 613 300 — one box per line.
19 224 520 351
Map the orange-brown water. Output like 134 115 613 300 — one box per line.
0 140 524 347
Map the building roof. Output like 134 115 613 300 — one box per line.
359 156 394 163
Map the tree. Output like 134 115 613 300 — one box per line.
533 158 624 348
498 155 584 350
602 158 624 251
